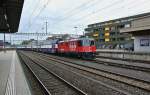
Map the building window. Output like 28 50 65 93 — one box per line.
105 32 110 36
118 24 125 29
94 29 98 31
110 26 115 31
125 24 131 28
99 39 104 42
105 38 110 42
99 33 104 36
105 27 110 31
110 32 115 36
93 33 99 37
120 38 125 41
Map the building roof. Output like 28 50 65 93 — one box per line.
120 25 150 34
87 12 150 28
120 14 150 35
0 0 24 33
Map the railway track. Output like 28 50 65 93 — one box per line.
32 51 150 73
40 53 150 73
21 51 150 95
94 57 150 72
20 51 134 95
36 52 150 73
18 53 48 95
18 51 86 95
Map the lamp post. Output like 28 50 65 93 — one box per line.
83 31 85 36
3 33 5 50
36 31 38 52
45 21 48 34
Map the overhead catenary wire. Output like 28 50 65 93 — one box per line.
28 0 41 26
16 0 150 42
59 0 102 21
50 0 103 26
45 0 150 35
62 0 97 16
29 0 141 33
32 0 100 34
53 0 123 27
28 0 51 33
57 0 150 28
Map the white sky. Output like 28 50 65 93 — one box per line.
1 0 150 44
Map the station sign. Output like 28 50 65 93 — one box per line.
140 39 150 46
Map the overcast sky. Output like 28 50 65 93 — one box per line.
1 0 150 44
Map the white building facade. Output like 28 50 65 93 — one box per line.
120 13 150 53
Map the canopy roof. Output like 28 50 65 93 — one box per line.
0 0 24 33
120 14 150 36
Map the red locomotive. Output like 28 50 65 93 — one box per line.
58 37 96 59
18 37 96 59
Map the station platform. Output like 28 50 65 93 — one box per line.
96 49 128 52
0 50 31 95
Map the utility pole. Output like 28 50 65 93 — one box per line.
45 21 48 34
4 33 5 49
83 31 85 36
10 34 11 45
36 32 38 52
74 26 78 36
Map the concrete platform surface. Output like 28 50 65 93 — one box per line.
0 50 31 95
96 57 150 69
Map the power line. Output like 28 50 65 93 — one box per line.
63 0 95 15
72 0 122 21
28 0 120 34
67 0 150 26
55 0 122 26
28 0 41 26
50 0 102 26
47 0 150 34
25 0 150 36
61 0 101 19
54 0 103 24
28 0 51 32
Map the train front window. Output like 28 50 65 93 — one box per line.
78 40 82 46
82 40 90 46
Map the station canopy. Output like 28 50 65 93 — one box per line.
0 0 24 33
120 14 150 36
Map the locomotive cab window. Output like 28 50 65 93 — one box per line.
78 40 82 46
83 39 90 46
90 40 95 46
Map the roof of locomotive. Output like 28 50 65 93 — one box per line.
78 37 95 41
58 38 78 43
58 37 94 43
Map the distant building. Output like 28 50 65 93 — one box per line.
46 34 81 41
120 13 150 52
0 40 11 48
85 13 150 49
46 35 61 40
0 40 3 48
